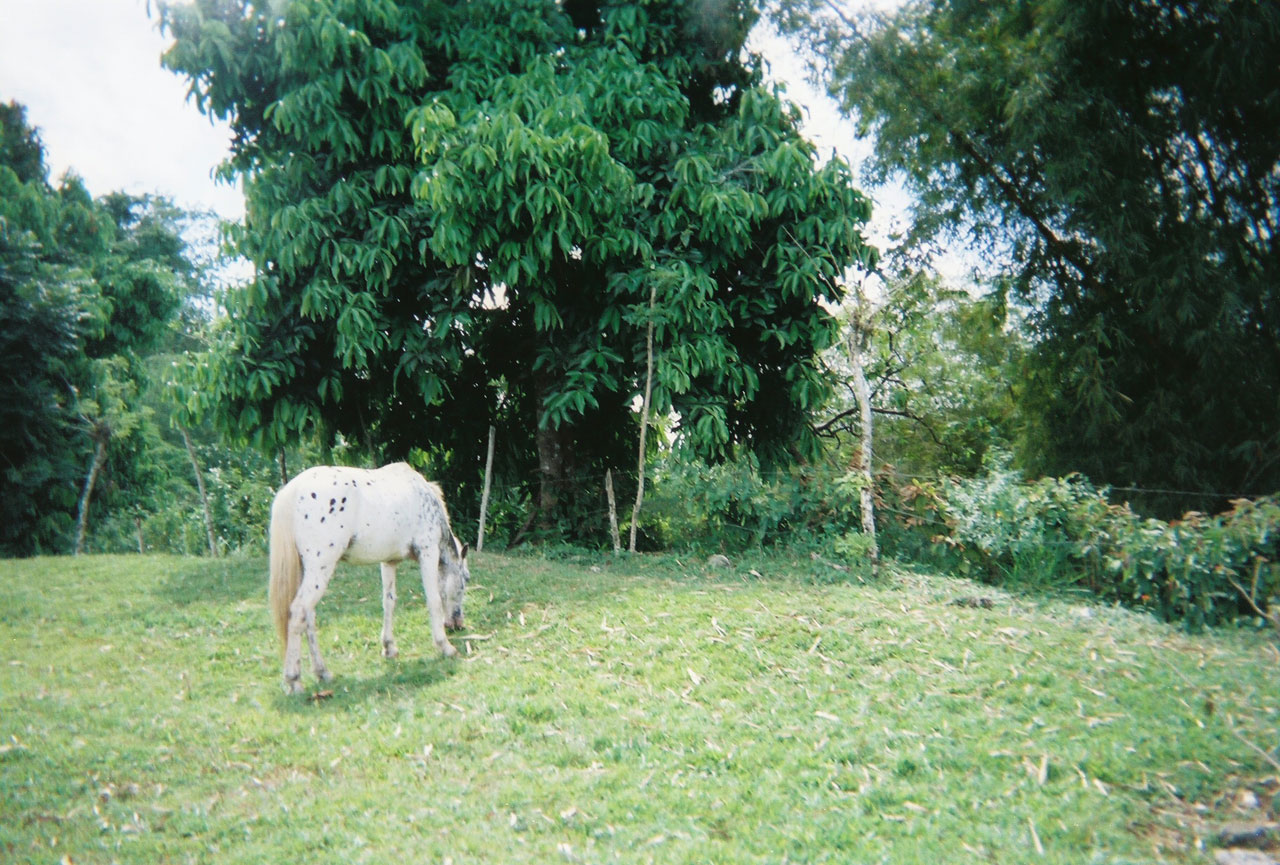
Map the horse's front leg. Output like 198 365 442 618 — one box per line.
380 561 399 659
418 544 457 658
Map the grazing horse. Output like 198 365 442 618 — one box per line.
268 462 470 694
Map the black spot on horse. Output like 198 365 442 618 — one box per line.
320 517 326 523
311 492 317 499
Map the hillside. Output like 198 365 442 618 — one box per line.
2 551 1277 863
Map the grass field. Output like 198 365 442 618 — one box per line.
2 550 1278 864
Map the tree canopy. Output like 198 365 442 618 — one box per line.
785 0 1280 515
158 0 876 533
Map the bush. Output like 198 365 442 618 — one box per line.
1097 496 1280 630
935 454 1280 628
643 453 864 553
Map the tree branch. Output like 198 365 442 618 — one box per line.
815 404 947 447
817 0 1101 304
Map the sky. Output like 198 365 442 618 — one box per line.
0 0 896 244
1 0 244 219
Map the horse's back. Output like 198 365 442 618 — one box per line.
343 464 446 564
278 463 444 565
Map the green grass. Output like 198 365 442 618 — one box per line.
2 550 1277 863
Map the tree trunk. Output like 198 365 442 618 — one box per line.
629 284 658 553
849 310 880 576
532 369 576 535
181 427 218 557
74 431 109 556
534 419 570 534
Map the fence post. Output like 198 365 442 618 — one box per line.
629 284 658 553
605 469 621 555
477 425 496 552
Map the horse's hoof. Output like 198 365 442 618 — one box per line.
317 669 335 683
284 678 304 696
441 642 458 659
383 644 399 659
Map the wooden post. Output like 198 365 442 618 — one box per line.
605 469 621 555
477 425 496 552
629 284 658 553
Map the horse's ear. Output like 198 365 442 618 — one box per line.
460 542 469 560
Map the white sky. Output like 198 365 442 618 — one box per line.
0 0 244 219
0 0 901 247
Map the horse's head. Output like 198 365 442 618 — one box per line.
442 535 470 631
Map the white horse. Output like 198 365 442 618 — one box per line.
268 462 470 694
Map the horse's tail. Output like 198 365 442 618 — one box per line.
268 487 301 653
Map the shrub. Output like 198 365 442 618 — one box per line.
1098 497 1280 630
643 453 863 552
935 454 1280 628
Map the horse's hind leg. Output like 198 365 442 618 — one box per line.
302 603 333 684
284 559 336 692
380 562 399 659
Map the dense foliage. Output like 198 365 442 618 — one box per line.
157 0 876 536
0 103 189 554
784 0 1280 516
891 455 1280 629
642 450 863 551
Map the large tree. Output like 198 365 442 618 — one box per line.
785 0 1280 515
158 0 875 535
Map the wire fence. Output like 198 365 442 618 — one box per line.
463 454 1278 555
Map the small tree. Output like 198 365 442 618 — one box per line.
819 273 1021 481
72 358 148 554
